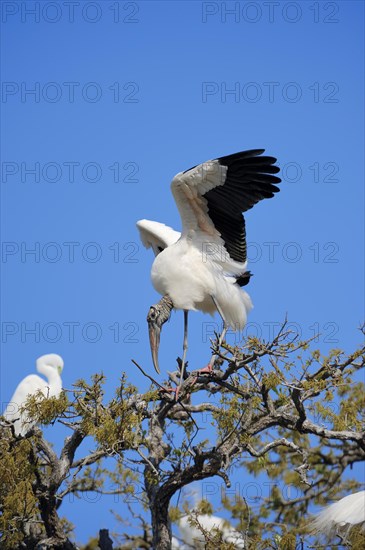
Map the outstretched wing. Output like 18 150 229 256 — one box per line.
171 149 281 264
136 219 180 257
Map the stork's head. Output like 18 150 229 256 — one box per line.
147 295 173 374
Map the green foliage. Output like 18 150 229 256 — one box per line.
24 390 69 428
0 437 40 548
72 374 142 450
348 526 365 549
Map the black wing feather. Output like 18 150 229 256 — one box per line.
203 149 281 263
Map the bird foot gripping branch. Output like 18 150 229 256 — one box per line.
195 363 214 376
154 356 214 402
157 354 220 402
186 362 216 388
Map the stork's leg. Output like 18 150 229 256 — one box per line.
194 298 228 376
217 323 228 349
157 311 189 402
212 297 228 348
179 310 189 386
207 320 228 370
210 297 228 367
167 311 189 400
194 322 228 377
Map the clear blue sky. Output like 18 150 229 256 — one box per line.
1 0 364 545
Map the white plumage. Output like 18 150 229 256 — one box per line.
137 220 180 255
143 221 252 329
137 150 281 373
171 535 183 549
4 353 64 436
312 490 365 535
177 514 245 548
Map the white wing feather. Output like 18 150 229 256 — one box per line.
137 219 180 256
171 162 247 276
171 161 227 236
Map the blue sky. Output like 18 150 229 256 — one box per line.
1 0 364 545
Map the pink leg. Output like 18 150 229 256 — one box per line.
196 363 214 375
158 385 180 401
189 321 228 383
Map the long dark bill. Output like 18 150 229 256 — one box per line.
148 320 161 374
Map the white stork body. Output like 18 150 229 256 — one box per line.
137 150 281 373
150 231 252 328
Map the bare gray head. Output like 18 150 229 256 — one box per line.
147 295 173 373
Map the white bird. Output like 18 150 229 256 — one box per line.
177 514 245 548
3 353 64 436
311 490 365 535
171 535 183 549
137 149 281 375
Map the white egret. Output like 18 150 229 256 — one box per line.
177 514 245 548
171 535 183 549
312 490 365 535
137 149 281 376
4 353 64 436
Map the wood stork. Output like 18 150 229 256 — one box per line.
311 490 365 535
177 514 245 548
3 353 64 436
137 149 281 376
